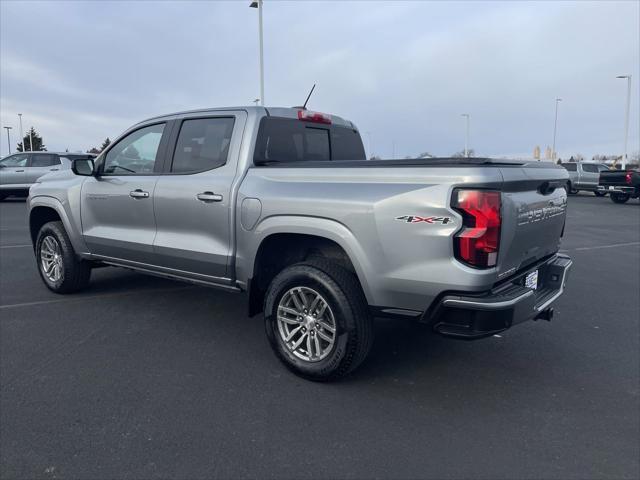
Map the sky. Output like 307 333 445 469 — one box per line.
1 0 639 160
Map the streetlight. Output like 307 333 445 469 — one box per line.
461 113 470 157
18 114 24 152
365 131 372 158
249 1 265 106
552 98 562 161
616 75 632 170
3 126 13 154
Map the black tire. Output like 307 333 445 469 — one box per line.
567 182 578 195
610 193 630 204
264 258 373 381
593 191 606 197
35 221 92 293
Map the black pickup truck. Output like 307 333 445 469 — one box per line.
598 169 640 203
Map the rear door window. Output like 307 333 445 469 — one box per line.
582 164 599 173
562 163 577 171
171 117 235 173
30 154 60 167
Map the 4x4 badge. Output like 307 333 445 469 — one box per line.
395 216 452 224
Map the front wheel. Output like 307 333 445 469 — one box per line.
567 183 578 195
264 259 373 381
594 191 606 197
36 221 92 293
610 193 630 204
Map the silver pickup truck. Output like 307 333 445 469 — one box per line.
28 106 572 380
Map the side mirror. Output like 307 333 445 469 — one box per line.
72 158 95 176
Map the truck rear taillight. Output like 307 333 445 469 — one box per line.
297 110 332 125
625 172 633 185
452 190 501 268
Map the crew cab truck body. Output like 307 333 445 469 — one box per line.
561 161 610 195
28 106 572 380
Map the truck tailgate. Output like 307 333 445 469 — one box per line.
497 165 568 280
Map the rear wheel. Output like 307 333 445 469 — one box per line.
567 183 578 195
36 221 92 293
610 193 630 204
594 191 606 197
264 259 373 381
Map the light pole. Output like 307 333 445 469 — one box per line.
249 1 265 106
461 113 470 157
29 127 33 152
3 126 13 154
616 75 632 170
552 98 562 161
18 114 24 152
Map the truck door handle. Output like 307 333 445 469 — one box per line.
129 189 150 199
196 191 223 202
50 168 59 171
15 169 24 172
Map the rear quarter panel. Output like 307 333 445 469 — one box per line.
236 166 505 312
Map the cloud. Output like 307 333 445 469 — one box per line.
1 1 638 159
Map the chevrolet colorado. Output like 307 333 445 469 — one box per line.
28 106 572 380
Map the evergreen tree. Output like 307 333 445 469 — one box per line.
100 138 111 152
16 127 46 152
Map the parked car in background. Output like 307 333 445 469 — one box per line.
0 152 95 200
27 106 572 380
561 162 610 195
598 168 640 204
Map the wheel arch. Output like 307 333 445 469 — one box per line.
244 217 373 317
28 196 88 254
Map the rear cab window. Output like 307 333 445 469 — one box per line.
254 117 365 164
562 163 577 172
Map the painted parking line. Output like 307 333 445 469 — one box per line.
0 244 32 249
563 241 640 252
0 285 195 311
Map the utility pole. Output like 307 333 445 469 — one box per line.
249 1 265 106
552 98 562 161
18 114 24 152
616 75 632 170
461 113 470 157
29 128 34 152
3 126 13 154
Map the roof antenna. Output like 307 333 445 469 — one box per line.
301 84 316 110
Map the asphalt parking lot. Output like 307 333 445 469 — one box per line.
1 195 638 480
